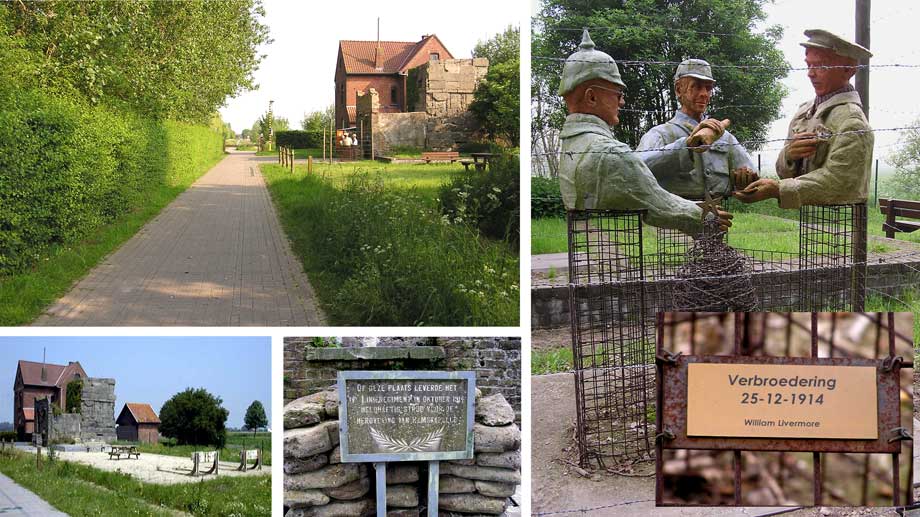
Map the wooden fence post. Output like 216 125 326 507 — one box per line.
308 155 313 174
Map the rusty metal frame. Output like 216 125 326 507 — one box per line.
654 312 911 508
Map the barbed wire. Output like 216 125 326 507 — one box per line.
530 125 920 158
535 25 763 38
533 56 920 70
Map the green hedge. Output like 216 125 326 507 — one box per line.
275 130 323 149
532 176 564 218
0 85 223 274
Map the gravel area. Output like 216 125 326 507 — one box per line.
40 450 269 485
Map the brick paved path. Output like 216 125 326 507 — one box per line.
0 472 68 516
34 152 325 326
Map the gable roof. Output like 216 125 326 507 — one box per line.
120 403 161 425
339 34 453 74
17 360 83 388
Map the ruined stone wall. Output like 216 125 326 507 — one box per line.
356 58 489 155
442 338 521 424
376 112 428 152
284 389 520 516
416 58 489 150
52 414 81 443
80 378 116 443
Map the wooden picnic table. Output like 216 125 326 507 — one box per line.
108 445 140 460
462 152 495 172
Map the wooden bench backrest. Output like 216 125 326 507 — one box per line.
880 198 920 219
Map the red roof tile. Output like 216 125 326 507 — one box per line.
125 403 160 424
339 35 453 75
17 360 83 388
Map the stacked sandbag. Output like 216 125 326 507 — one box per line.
439 393 521 515
384 463 421 515
284 390 375 517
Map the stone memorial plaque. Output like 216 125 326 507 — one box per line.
338 371 475 462
687 363 878 439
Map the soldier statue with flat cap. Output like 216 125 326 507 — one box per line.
637 59 758 199
558 30 732 235
735 29 873 208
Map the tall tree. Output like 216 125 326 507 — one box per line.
2 0 270 122
890 122 920 197
532 0 789 175
244 400 268 436
159 388 229 448
301 105 334 134
470 26 520 145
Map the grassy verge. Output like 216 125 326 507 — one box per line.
0 450 269 516
0 153 224 326
262 163 518 325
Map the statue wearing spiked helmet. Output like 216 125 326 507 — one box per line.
557 30 733 234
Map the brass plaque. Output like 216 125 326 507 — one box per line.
687 363 878 439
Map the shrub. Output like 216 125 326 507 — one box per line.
159 388 229 448
275 130 322 149
0 431 16 442
531 176 565 218
439 152 520 247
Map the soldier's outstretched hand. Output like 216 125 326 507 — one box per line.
688 118 730 152
733 178 780 203
731 167 759 191
715 207 733 232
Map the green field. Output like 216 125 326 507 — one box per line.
0 449 269 516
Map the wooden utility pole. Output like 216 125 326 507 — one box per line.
855 0 870 119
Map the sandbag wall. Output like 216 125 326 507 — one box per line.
284 389 521 516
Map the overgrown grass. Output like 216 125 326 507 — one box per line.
0 147 224 326
0 450 269 516
866 288 920 343
532 347 574 375
114 432 271 466
262 163 518 326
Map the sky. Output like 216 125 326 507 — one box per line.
531 0 920 169
218 0 521 134
1 337 271 429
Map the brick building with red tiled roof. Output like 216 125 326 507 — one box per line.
115 403 161 444
335 34 453 128
14 359 87 440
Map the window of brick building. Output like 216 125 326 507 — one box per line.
430 52 439 61
391 86 398 105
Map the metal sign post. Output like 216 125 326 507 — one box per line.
338 371 476 517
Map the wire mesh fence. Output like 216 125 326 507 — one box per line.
566 203 876 469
